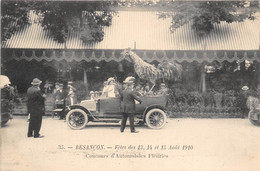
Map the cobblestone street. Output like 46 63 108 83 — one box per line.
1 116 260 171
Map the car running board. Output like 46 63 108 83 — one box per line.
92 118 143 123
92 118 121 123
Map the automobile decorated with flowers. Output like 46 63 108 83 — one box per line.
65 49 181 130
65 95 168 130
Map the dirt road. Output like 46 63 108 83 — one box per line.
1 116 260 171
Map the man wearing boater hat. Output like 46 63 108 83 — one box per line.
120 76 142 133
27 78 45 138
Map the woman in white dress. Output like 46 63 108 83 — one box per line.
105 77 116 97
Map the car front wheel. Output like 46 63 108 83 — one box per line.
145 108 167 129
66 109 88 130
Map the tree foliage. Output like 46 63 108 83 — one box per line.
207 60 257 92
1 1 116 43
2 1 259 42
1 1 30 42
33 1 116 43
158 1 259 36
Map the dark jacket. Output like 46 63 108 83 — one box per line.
121 88 142 113
1 87 11 100
53 88 67 104
27 86 45 116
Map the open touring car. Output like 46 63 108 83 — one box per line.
65 95 168 130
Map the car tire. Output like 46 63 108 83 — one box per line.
248 110 260 126
145 108 167 129
66 109 88 130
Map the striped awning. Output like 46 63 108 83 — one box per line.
2 10 260 63
2 49 259 63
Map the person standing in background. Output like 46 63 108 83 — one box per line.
44 80 52 94
52 82 60 112
67 81 76 105
157 83 169 95
27 78 45 138
105 77 116 97
53 82 59 94
54 83 67 119
102 81 108 97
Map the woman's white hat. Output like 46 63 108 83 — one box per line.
107 77 115 85
123 76 135 84
0 75 11 88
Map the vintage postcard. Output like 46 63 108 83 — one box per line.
1 1 260 171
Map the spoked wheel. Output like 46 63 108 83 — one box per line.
248 110 260 126
66 109 88 129
145 108 167 129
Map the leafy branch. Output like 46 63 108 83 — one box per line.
158 1 259 36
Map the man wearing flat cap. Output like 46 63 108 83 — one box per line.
27 78 45 138
120 76 142 133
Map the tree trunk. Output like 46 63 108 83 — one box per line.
200 65 206 93
69 70 72 81
80 13 83 28
201 71 206 93
256 62 260 90
83 69 88 85
240 61 246 86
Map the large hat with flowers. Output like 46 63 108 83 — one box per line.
107 77 115 85
0 75 11 88
123 76 135 84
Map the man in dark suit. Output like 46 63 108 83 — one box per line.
27 78 45 138
53 83 67 119
120 77 142 133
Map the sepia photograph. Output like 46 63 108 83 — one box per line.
0 0 260 171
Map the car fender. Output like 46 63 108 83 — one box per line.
142 104 167 121
67 105 96 121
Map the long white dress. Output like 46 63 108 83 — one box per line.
105 84 116 97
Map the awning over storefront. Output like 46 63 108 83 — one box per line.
2 49 260 63
2 10 260 63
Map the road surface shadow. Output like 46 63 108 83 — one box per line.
0 124 11 129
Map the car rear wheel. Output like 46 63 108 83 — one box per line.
66 109 88 130
145 108 167 129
